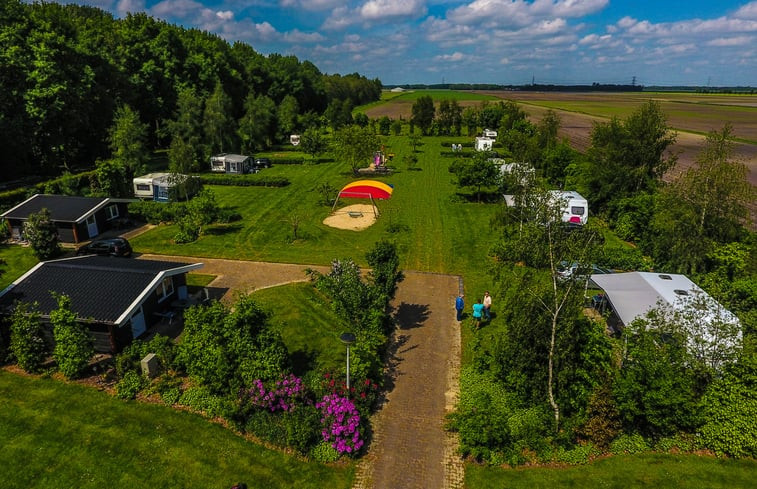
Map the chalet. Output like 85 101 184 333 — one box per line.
1 194 133 244
210 153 253 174
0 256 203 353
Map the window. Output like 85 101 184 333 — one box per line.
659 274 673 280
105 204 119 220
136 183 151 191
156 276 174 302
674 289 689 296
571 206 585 216
157 186 169 201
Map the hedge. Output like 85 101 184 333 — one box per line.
199 174 290 187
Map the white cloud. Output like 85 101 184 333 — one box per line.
734 1 757 19
434 51 465 61
279 0 347 11
216 11 234 21
283 29 326 43
360 0 427 20
706 35 754 47
117 0 145 16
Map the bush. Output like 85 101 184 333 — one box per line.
115 335 176 379
51 294 94 379
127 200 184 224
610 433 650 455
116 371 145 400
198 174 289 187
178 386 234 418
600 246 653 272
553 443 598 465
9 303 48 373
310 441 340 463
244 406 321 454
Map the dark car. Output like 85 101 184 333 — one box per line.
254 157 271 169
76 237 132 257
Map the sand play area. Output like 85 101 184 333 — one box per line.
323 204 378 231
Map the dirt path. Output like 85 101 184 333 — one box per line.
136 253 464 488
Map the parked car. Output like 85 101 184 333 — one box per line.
254 157 271 169
76 237 132 257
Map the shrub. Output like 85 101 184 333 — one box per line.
115 335 176 379
553 443 598 465
116 371 145 400
609 433 649 455
310 441 340 463
178 386 234 418
248 374 307 412
316 394 364 455
9 302 48 373
244 405 321 454
198 174 290 187
51 294 94 379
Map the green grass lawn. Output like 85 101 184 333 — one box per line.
0 371 353 489
465 454 757 488
0 244 38 290
130 136 501 275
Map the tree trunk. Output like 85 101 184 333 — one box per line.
548 312 560 431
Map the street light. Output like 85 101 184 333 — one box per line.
339 332 356 394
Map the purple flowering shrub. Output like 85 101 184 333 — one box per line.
316 394 364 455
248 373 307 412
319 372 380 415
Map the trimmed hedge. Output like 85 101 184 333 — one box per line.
199 174 290 187
0 170 97 212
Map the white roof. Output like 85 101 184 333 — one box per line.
591 272 738 327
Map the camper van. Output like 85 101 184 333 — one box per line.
133 173 199 202
549 190 589 225
475 137 494 151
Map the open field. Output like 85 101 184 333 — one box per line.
363 90 757 186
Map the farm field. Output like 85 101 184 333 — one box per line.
364 90 757 186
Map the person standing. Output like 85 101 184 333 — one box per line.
455 294 465 321
472 298 484 330
483 291 492 321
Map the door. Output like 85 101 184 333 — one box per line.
86 215 99 238
131 307 147 338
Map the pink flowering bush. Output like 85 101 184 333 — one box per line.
319 372 380 415
248 373 306 412
316 394 364 455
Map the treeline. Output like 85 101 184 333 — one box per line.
0 0 381 180
386 83 643 92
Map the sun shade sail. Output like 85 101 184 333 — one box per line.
338 180 394 200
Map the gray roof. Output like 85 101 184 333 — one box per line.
0 256 203 325
223 154 250 163
1 194 110 223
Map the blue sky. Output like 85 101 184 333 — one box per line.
61 1 757 86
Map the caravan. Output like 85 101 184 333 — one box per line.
549 190 589 225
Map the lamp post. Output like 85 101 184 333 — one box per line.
340 332 356 394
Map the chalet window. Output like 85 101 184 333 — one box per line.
156 276 174 302
105 204 119 220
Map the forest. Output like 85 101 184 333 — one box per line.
0 0 381 182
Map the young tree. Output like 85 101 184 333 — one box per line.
24 208 60 260
109 104 149 180
411 95 435 135
174 189 219 243
462 106 478 136
300 127 328 161
448 151 500 202
366 240 404 304
276 94 300 140
93 158 130 198
10 302 48 373
332 125 380 173
51 293 94 379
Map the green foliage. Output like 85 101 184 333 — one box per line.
109 104 149 179
699 346 757 458
116 370 145 400
310 441 340 463
553 443 598 465
174 189 219 243
244 406 322 454
448 151 500 202
410 95 435 135
114 334 176 379
24 208 61 260
332 125 380 171
9 302 48 373
177 295 289 395
366 240 404 303
127 200 184 224
300 127 328 160
178 385 234 419
50 294 93 379
198 174 290 187
92 159 130 197
609 433 650 455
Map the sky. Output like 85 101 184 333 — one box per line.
53 0 757 86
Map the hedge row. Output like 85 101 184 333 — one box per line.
0 171 97 212
199 174 290 187
440 141 474 147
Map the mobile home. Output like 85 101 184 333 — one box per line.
210 153 252 174
133 173 199 202
475 137 494 151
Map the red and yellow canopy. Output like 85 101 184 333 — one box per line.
338 180 394 200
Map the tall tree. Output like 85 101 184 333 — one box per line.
238 93 277 153
51 293 94 379
203 82 233 155
168 86 205 166
448 151 500 202
109 104 149 180
277 94 300 140
411 95 435 135
300 127 328 161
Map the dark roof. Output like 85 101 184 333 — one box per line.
0 256 201 324
1 194 109 222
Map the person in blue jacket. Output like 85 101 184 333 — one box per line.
455 294 464 321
